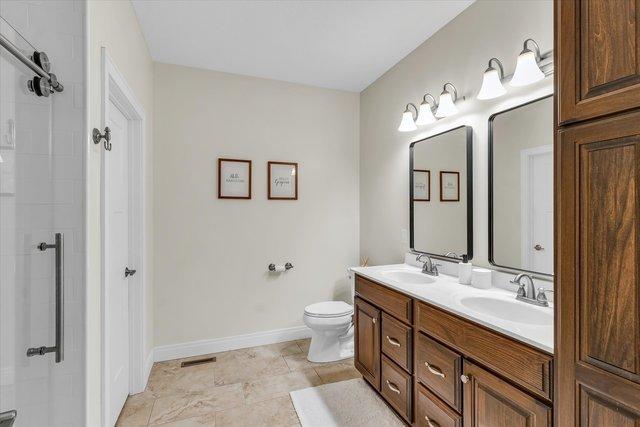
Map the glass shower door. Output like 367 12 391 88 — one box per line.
0 12 85 427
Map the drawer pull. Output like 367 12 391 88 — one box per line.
385 380 401 394
424 415 440 427
386 336 401 347
425 362 446 378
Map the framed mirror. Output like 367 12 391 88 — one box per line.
489 95 553 276
410 126 473 261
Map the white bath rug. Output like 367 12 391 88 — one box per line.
290 378 404 427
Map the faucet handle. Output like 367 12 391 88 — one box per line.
536 288 554 304
509 279 526 297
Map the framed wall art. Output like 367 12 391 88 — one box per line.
412 169 430 201
268 161 298 200
218 158 251 199
440 171 460 202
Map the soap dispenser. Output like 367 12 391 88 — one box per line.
459 254 472 285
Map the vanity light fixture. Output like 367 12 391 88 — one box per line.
435 83 459 118
510 39 545 87
398 103 418 132
477 58 507 100
416 94 438 126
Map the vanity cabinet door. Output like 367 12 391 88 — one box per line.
354 297 381 390
462 361 551 427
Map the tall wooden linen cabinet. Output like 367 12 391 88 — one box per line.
555 0 640 425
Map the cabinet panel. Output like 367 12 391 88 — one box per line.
579 383 640 426
355 275 412 324
354 297 380 390
416 383 462 427
381 355 412 422
579 131 639 381
556 110 640 425
462 361 551 427
416 332 462 412
557 0 640 123
381 312 412 373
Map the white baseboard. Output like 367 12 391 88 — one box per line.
153 325 312 362
144 350 154 386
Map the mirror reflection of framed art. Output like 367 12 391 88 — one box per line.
412 170 430 201
440 171 460 202
268 161 298 200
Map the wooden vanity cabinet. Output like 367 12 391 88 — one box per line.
354 274 553 426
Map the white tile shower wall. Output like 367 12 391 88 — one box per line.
0 1 85 426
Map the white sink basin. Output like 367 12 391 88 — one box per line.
380 270 436 285
459 296 552 326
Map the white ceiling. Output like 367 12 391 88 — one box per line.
131 0 474 92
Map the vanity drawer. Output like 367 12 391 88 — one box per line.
381 355 412 422
416 332 462 412
416 383 462 427
416 301 553 401
381 312 412 373
355 275 412 324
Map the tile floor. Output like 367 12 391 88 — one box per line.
116 338 361 426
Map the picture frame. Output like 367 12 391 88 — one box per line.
268 161 298 200
440 171 460 202
412 169 430 201
218 158 252 199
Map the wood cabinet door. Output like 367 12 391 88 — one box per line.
462 361 551 427
557 0 640 124
354 297 381 390
556 110 640 426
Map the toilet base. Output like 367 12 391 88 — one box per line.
306 323 354 363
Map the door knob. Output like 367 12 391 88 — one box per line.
534 244 544 251
125 267 137 278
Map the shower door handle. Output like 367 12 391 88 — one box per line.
28 233 64 363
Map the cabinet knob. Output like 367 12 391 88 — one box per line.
534 244 544 251
460 374 469 384
372 317 376 324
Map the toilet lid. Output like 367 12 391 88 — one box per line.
304 301 353 318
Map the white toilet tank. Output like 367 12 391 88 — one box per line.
348 267 356 303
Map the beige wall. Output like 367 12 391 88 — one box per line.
359 0 553 269
87 0 154 423
153 63 359 347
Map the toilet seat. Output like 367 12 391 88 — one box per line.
304 301 353 318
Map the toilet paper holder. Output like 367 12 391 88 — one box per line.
268 262 294 272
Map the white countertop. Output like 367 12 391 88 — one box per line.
351 263 554 354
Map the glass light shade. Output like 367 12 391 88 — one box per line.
435 92 458 118
510 50 544 87
477 68 506 100
416 102 436 125
398 110 417 132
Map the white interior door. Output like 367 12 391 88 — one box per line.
106 100 130 426
521 145 553 273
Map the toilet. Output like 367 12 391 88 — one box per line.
303 271 355 363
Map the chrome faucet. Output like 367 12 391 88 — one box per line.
510 273 549 307
416 254 441 276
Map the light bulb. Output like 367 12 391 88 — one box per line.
477 67 506 100
510 50 544 87
416 101 436 125
398 110 417 132
435 91 458 118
